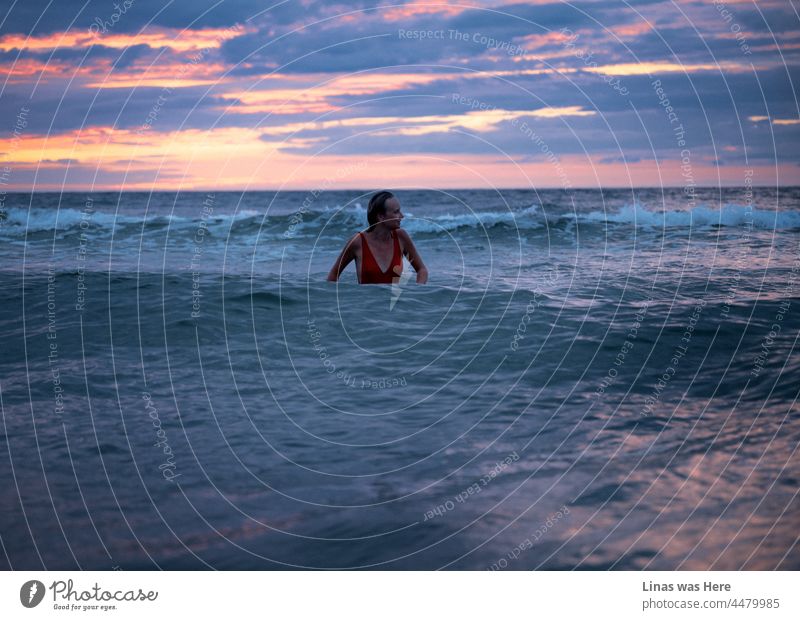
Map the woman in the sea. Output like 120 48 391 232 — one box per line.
327 190 428 284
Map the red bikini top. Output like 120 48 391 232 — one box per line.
359 230 402 284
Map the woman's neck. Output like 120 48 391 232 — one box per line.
370 225 392 241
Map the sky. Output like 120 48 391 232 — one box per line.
1 0 799 190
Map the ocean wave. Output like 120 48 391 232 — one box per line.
2 202 798 240
580 203 800 229
0 206 265 234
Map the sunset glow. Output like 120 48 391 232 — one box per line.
0 0 797 190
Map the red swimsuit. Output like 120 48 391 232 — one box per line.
359 230 402 284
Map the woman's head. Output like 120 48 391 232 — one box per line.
367 190 402 230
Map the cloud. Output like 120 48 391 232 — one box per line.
0 25 247 53
583 61 751 76
255 105 595 144
749 116 800 126
0 0 293 35
1 0 798 189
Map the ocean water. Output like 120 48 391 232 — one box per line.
0 187 798 570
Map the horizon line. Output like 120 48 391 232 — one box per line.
3 185 798 194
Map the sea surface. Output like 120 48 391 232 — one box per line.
0 187 798 569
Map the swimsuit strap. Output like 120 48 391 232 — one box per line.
359 231 376 266
392 230 400 263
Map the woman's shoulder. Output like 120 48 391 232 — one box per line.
344 232 363 252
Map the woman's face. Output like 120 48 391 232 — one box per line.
379 197 403 229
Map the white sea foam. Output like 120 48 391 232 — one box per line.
2 202 797 237
0 206 264 233
582 203 799 229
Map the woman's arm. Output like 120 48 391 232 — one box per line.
398 230 428 284
326 235 358 281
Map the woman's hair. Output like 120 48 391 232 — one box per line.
367 190 394 230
